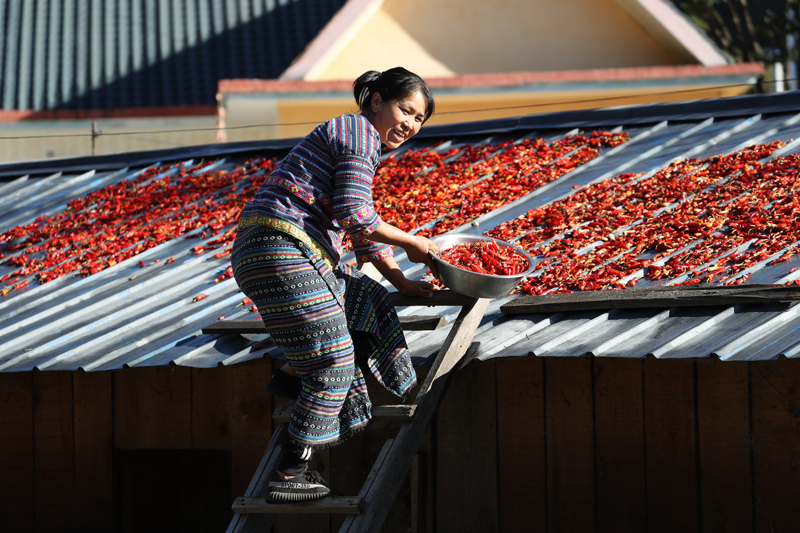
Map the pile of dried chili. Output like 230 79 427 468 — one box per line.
0 156 276 292
483 141 800 295
438 240 529 276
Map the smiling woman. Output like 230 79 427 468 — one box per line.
353 67 435 149
230 67 438 502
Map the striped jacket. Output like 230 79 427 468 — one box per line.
239 114 392 265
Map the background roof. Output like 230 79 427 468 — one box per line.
1 91 800 373
0 0 348 111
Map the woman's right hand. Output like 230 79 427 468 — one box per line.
368 221 440 278
404 235 439 279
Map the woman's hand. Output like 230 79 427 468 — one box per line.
371 256 438 298
404 235 439 279
367 221 440 278
395 277 438 298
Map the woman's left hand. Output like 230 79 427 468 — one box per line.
397 278 438 298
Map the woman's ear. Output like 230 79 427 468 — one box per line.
371 93 382 113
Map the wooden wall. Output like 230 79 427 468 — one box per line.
0 359 276 533
438 356 800 533
1 355 799 532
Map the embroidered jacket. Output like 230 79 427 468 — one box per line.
239 113 392 265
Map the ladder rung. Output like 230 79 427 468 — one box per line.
232 495 365 514
273 404 415 423
202 315 446 335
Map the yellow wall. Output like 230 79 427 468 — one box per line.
222 84 749 142
0 117 218 165
313 0 681 81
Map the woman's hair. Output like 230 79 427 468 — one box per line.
353 67 435 123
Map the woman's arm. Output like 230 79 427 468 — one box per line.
371 255 437 298
368 221 438 271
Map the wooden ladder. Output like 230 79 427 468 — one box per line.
217 289 490 533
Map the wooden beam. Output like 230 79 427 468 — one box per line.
226 424 288 533
398 315 448 330
501 284 800 314
340 297 491 533
203 315 446 335
273 404 415 424
390 290 478 308
232 496 364 514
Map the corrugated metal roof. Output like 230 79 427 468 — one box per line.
2 91 800 373
0 0 348 110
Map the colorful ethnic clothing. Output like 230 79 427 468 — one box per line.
234 113 417 448
239 113 393 266
231 225 417 448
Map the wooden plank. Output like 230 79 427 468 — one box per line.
229 359 275 504
0 372 34 531
203 320 269 334
643 358 699 532
435 359 499 533
233 496 364 514
33 370 74 532
751 359 800 533
73 370 113 531
496 357 546 533
501 284 800 314
273 403 416 424
696 358 752 533
593 357 647 533
203 315 447 335
192 365 235 450
397 315 448 331
226 424 287 533
113 366 192 449
546 357 595 533
390 290 479 308
341 297 491 533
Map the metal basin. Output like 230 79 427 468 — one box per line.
430 234 535 298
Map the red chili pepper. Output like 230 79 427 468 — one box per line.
439 241 528 276
193 294 207 302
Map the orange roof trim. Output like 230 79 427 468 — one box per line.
220 63 764 94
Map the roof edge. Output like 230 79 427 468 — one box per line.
0 137 302 180
614 0 729 66
3 89 797 179
413 90 800 138
222 63 764 95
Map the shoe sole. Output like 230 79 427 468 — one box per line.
269 490 330 502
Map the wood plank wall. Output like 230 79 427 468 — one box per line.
2 356 800 532
0 359 275 533
436 356 800 533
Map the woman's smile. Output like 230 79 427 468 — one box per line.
371 90 427 149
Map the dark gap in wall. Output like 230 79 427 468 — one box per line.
114 448 232 533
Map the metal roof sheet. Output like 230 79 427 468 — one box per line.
0 0 348 110
2 91 800 373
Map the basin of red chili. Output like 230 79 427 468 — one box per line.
438 239 529 276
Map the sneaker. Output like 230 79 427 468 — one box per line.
264 368 302 399
268 470 331 502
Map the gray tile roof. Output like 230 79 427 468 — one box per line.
0 0 348 110
1 91 800 372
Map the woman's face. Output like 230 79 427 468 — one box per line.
369 90 427 150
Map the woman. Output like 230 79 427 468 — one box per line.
231 67 438 502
